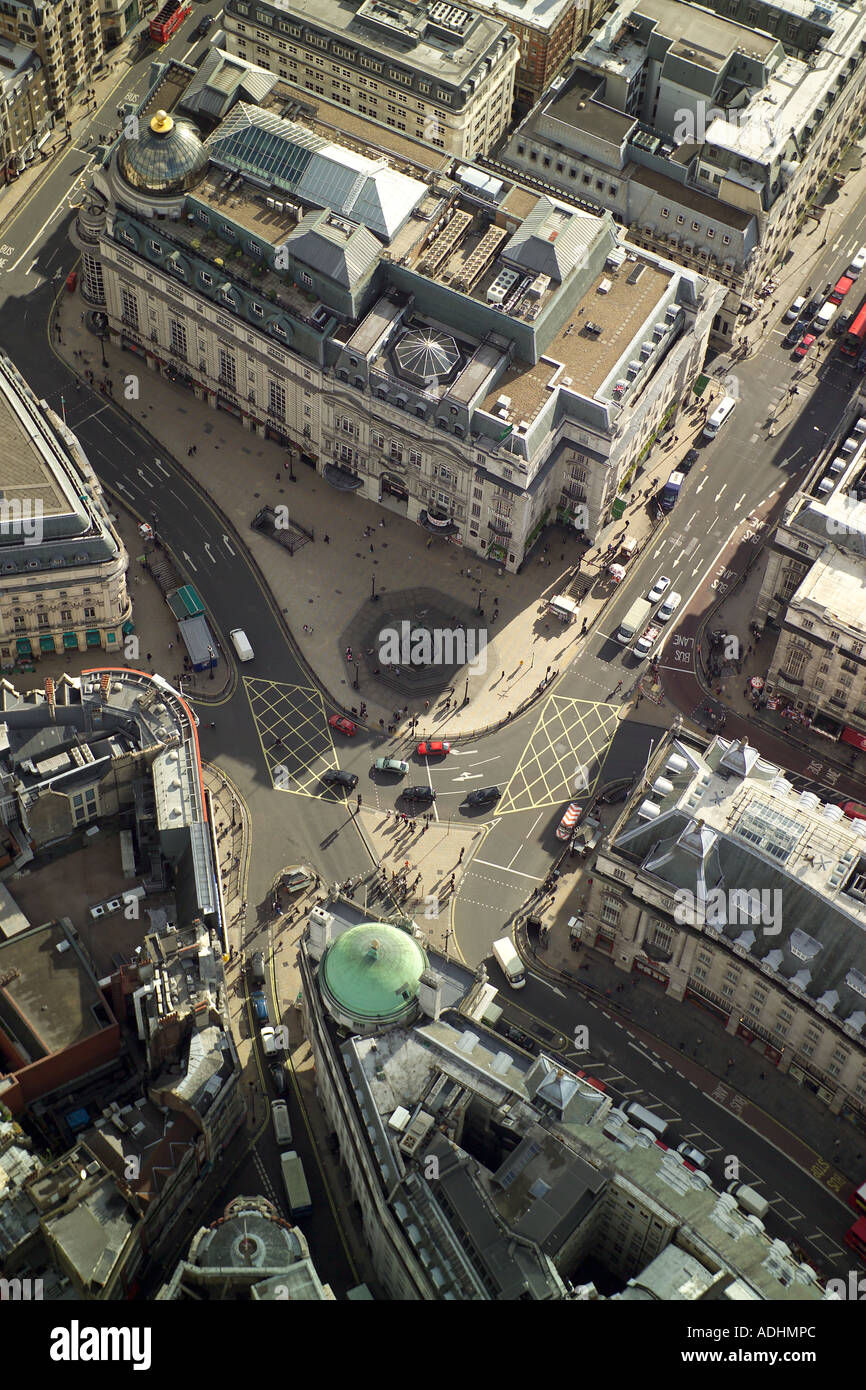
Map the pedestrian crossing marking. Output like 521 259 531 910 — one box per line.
497 695 621 814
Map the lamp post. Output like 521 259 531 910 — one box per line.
463 676 469 704
353 662 359 691
476 587 486 615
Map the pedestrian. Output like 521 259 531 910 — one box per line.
188 446 194 456
146 652 152 662
369 544 374 553
458 847 464 863
324 534 330 543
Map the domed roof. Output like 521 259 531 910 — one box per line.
320 922 428 1026
117 109 209 195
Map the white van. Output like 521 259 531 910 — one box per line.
813 300 835 333
230 627 254 662
625 1101 668 1139
271 1099 293 1148
727 1180 769 1219
492 936 526 989
703 394 737 439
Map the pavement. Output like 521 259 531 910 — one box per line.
50 292 728 743
516 857 864 1214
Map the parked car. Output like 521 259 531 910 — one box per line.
576 1070 607 1093
417 739 450 757
251 990 269 1024
783 295 806 322
793 332 815 358
647 575 671 604
464 786 501 807
833 311 853 338
656 591 682 623
373 757 408 775
402 785 437 803
783 321 805 347
269 1063 287 1096
804 295 823 319
681 448 699 473
321 769 359 791
196 13 215 35
328 713 357 736
261 1026 278 1056
250 951 265 985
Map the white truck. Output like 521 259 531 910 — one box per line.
492 936 526 989
633 623 661 660
617 597 653 645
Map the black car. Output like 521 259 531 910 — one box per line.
804 296 823 319
681 448 699 473
269 1063 287 1096
783 322 804 347
464 786 501 807
833 312 853 338
403 785 436 803
322 769 359 791
196 13 215 35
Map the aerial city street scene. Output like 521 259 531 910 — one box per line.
2 0 866 1341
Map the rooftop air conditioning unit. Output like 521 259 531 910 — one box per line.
598 277 612 294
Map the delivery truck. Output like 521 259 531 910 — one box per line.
617 597 653 645
492 936 526 988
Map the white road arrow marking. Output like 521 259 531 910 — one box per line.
692 565 702 576
673 552 685 567
116 481 135 498
204 543 216 564
154 458 170 477
533 977 565 998
452 772 483 782
450 748 478 756
696 478 707 493
137 468 154 487
182 551 198 573
714 485 727 502
734 493 746 509
223 535 236 556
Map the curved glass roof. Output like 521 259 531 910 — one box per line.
393 328 460 384
117 110 210 195
320 922 428 1023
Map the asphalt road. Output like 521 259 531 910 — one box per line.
2 38 865 1290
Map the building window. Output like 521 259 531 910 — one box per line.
120 288 139 329
601 899 621 926
169 319 187 359
218 348 237 390
268 379 286 419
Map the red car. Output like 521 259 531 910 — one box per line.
793 332 815 358
65 270 78 292
417 739 450 757
328 714 357 736
842 801 866 821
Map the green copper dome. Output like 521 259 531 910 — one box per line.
320 922 428 1026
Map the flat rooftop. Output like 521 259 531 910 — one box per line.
249 0 509 82
0 362 82 521
481 254 673 422
625 0 777 65
546 68 635 146
440 0 575 32
0 921 114 1059
795 547 866 629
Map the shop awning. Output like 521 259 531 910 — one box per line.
63 632 78 649
323 464 363 491
693 374 711 397
85 630 101 647
16 638 31 655
39 635 55 652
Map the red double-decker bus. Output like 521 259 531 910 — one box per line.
845 1217 866 1263
149 0 190 42
840 300 866 358
850 1180 866 1214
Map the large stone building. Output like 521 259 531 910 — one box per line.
0 0 104 119
72 54 724 569
0 35 50 180
497 0 866 344
0 353 130 666
222 0 519 160
297 897 828 1300
577 726 866 1130
755 398 866 749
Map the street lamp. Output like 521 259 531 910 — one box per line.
353 662 359 690
99 331 107 368
476 587 486 615
463 676 469 704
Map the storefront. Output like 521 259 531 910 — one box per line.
217 392 243 420
633 957 669 987
122 336 147 358
266 422 293 448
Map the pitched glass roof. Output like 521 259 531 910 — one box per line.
205 105 424 241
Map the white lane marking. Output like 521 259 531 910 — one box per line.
473 858 541 881
181 551 198 572
627 1042 664 1072
531 976 565 997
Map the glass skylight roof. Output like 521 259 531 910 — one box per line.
733 802 802 863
